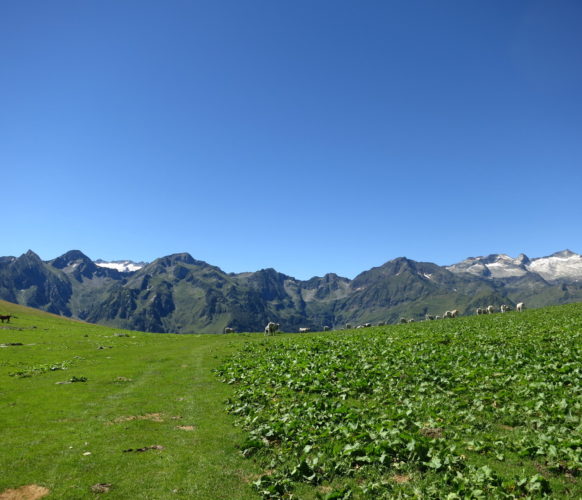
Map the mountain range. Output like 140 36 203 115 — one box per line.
1 249 581 333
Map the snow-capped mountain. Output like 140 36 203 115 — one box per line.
527 250 582 282
94 259 146 273
447 250 582 283
2 248 582 333
447 253 529 278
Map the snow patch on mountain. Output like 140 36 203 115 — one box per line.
485 260 528 278
95 260 145 273
448 250 582 282
528 250 582 282
447 253 528 278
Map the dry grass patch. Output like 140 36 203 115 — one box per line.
112 413 165 423
0 485 50 500
419 427 444 439
392 474 412 484
240 469 275 484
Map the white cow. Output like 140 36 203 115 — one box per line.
224 327 235 334
500 304 510 313
444 310 459 318
425 314 435 321
323 325 330 331
487 305 495 314
516 302 525 312
476 307 485 315
299 327 311 333
264 322 280 336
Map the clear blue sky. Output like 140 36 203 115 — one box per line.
2 1 581 279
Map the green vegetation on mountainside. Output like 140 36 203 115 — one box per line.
1 299 581 499
5 249 582 334
218 304 582 498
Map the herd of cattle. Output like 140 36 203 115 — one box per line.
222 302 526 335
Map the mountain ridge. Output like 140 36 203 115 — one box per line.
1 248 581 333
447 249 582 282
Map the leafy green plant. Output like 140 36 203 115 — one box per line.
8 358 82 378
218 305 582 497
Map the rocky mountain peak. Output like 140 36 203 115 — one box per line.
49 250 100 282
549 249 577 258
22 249 42 262
528 250 582 282
51 250 93 269
152 253 200 268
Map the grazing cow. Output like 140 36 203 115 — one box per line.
345 323 353 330
516 302 525 312
264 322 280 336
356 325 364 329
364 323 372 328
435 315 441 320
425 314 435 321
444 310 459 319
500 304 510 313
476 307 485 315
400 318 408 324
408 319 415 323
223 327 235 334
299 327 311 333
323 325 330 331
0 315 12 323
487 305 495 314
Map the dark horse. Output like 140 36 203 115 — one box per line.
0 315 12 323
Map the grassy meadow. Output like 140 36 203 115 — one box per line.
0 300 580 498
0 301 263 499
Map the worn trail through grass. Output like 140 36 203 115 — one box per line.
0 301 262 499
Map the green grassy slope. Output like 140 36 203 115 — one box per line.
1 300 580 499
219 304 582 498
0 300 263 499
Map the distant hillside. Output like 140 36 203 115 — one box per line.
1 249 582 333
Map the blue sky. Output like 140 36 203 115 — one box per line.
2 1 581 279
